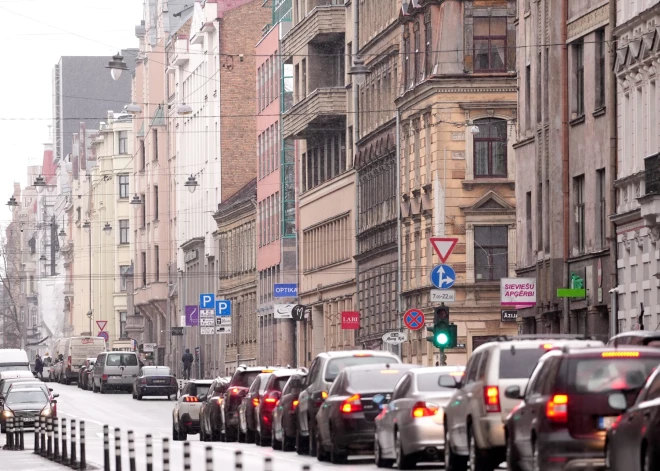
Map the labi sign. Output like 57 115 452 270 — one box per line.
500 278 536 308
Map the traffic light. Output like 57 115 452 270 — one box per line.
427 305 457 349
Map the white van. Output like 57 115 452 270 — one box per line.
0 349 31 373
61 337 106 384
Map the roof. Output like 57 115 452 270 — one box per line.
216 178 257 212
150 105 166 127
316 350 400 359
548 346 660 357
270 368 307 377
344 363 418 374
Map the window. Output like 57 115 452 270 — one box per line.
525 65 531 129
140 194 146 227
474 17 507 71
414 21 421 83
473 118 507 177
140 141 146 170
154 245 160 282
597 169 606 248
141 252 147 286
118 131 128 154
595 29 605 109
573 39 584 117
574 175 585 253
153 129 159 161
119 311 127 338
536 51 542 123
474 225 508 282
153 185 159 220
118 174 129 199
301 59 307 98
403 32 410 88
119 265 129 291
424 10 432 76
119 219 129 244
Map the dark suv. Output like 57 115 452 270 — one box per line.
221 366 275 441
504 347 660 471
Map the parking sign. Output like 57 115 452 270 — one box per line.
215 299 232 317
200 293 215 309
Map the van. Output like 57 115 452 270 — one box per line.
92 351 140 394
61 337 106 384
0 349 31 373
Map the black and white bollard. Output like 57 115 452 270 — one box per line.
103 425 110 471
79 420 86 470
183 441 191 471
70 419 77 468
61 418 68 465
114 427 122 471
145 434 153 471
40 417 46 456
302 465 311 471
234 450 243 471
264 456 273 471
7 416 14 450
162 437 170 471
34 416 40 455
54 417 60 461
47 417 53 459
128 430 135 471
18 417 24 451
205 446 213 471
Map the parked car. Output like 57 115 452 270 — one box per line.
443 335 603 471
42 356 53 382
239 371 279 444
51 356 65 383
133 366 177 400
608 330 660 348
0 386 58 432
297 350 402 456
605 358 660 471
200 377 230 442
60 337 106 384
505 346 660 471
374 366 465 469
172 379 213 441
92 351 140 393
272 371 308 451
77 358 96 390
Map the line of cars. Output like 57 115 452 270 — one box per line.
0 369 59 431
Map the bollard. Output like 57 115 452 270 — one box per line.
7 416 14 450
18 417 25 451
183 441 191 471
145 434 153 471
128 430 135 471
79 421 86 470
162 438 170 471
34 416 40 455
114 427 122 471
264 456 273 471
302 465 311 471
47 417 53 459
61 418 68 465
205 446 213 471
40 417 46 456
103 425 110 471
70 419 77 468
54 417 60 461
234 450 243 471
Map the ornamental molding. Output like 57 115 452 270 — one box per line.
649 226 660 245
567 3 609 43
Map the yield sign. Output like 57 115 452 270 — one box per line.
430 237 458 263
96 320 107 332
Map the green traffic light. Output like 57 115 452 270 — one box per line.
436 332 449 346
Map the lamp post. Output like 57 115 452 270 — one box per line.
106 53 128 81
83 221 92 334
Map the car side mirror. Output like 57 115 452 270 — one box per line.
53 393 60 398
439 375 460 389
198 394 207 402
51 400 57 405
608 392 627 411
48 388 53 392
504 385 522 400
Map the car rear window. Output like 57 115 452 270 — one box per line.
498 348 548 379
106 354 138 367
325 356 398 382
417 372 463 391
347 368 409 393
144 367 170 376
568 357 660 393
273 376 291 392
232 371 260 388
194 384 211 397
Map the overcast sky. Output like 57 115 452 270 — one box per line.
0 0 143 225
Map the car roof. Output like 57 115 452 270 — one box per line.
553 345 660 357
8 387 44 393
472 336 604 354
270 368 307 377
86 358 97 361
143 366 169 369
344 363 418 374
409 365 466 375
611 331 660 338
317 350 400 359
190 380 214 385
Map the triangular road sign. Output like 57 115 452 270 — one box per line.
430 237 458 263
96 320 108 332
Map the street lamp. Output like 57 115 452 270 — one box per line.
39 254 47 263
348 56 369 87
470 125 480 134
33 175 46 194
103 222 112 236
124 103 142 115
177 103 193 116
130 194 143 205
106 52 128 81
86 310 93 336
6 196 18 213
82 220 91 233
184 175 198 194
58 228 66 245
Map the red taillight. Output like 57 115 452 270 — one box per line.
264 398 277 403
340 394 363 413
102 374 108 381
291 399 299 410
252 398 259 407
546 394 568 423
483 386 500 413
140 378 147 385
412 401 440 418
184 396 199 403
231 387 241 395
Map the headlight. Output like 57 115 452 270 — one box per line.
40 407 52 417
2 410 14 418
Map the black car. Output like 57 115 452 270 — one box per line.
1 386 59 432
238 371 279 444
200 376 230 442
605 363 660 471
315 363 417 464
272 372 307 451
132 366 177 400
221 366 275 441
505 347 660 471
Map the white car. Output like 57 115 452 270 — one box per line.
172 379 213 441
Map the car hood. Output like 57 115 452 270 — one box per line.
6 403 47 412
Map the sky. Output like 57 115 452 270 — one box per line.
0 0 143 226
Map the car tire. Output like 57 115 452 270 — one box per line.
330 437 348 464
444 426 467 471
272 429 282 450
99 382 106 394
315 430 329 462
179 423 187 441
173 423 180 441
92 380 98 394
309 418 317 457
136 391 142 400
295 429 308 455
468 426 494 471
642 441 653 471
375 434 393 468
283 434 295 452
395 429 415 470
506 433 522 471
246 427 255 444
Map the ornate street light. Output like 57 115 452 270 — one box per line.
34 175 46 194
177 103 193 116
130 194 143 205
184 175 198 194
348 56 369 87
39 254 47 263
83 220 91 234
124 103 142 115
6 196 18 212
103 222 112 236
58 228 66 244
106 52 129 81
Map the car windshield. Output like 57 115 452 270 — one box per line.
325 356 397 382
106 354 138 367
6 390 47 404
144 367 171 376
499 348 548 379
232 371 260 388
416 372 462 391
569 357 660 393
347 368 410 393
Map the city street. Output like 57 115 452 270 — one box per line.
52 383 453 471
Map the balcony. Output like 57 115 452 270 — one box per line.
639 153 660 236
281 4 345 59
134 281 168 308
282 87 346 139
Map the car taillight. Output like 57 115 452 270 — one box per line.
412 401 440 418
602 351 640 358
231 387 243 395
252 398 259 407
140 378 147 385
102 374 108 381
264 397 278 404
184 396 199 403
546 394 568 423
321 391 328 399
52 403 57 417
291 400 299 410
68 356 72 367
483 386 500 413
341 394 363 413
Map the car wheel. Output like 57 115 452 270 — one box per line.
99 382 106 394
132 389 137 399
283 434 295 452
237 428 245 443
173 422 180 441
92 380 98 394
246 427 255 444
395 429 415 470
506 432 522 471
468 426 494 471
136 391 142 400
179 422 188 441
309 419 317 457
375 434 393 468
642 442 653 471
330 434 348 464
445 426 467 471
295 428 308 455
315 430 329 462
272 428 282 450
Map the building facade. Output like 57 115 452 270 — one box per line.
515 0 615 338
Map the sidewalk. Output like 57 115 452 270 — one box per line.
0 448 75 471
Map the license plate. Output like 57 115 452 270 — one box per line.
598 416 617 430
154 380 166 384
22 418 35 423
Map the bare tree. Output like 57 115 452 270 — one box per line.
0 227 27 349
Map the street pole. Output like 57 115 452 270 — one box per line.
88 225 92 335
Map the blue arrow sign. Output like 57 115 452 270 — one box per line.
430 264 456 289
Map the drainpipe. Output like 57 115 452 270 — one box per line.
352 0 361 351
396 110 402 358
608 0 618 338
561 0 570 333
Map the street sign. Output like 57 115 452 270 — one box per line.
171 327 184 336
431 289 456 303
200 309 215 318
200 318 215 327
200 326 215 335
291 305 306 322
185 306 199 326
215 300 232 317
430 237 458 263
557 288 586 298
403 309 425 330
274 283 298 298
97 331 109 341
382 331 407 345
143 343 157 353
200 294 215 309
341 312 360 330
501 310 518 322
430 264 456 289
274 304 294 319
215 326 232 334
96 320 107 332
216 317 232 326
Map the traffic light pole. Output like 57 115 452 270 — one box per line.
439 347 446 366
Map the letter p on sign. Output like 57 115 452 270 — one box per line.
200 293 215 309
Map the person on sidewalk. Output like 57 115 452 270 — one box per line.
182 349 194 380
34 355 43 380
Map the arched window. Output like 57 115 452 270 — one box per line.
473 118 507 178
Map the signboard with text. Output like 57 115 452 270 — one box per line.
500 278 536 308
341 311 360 330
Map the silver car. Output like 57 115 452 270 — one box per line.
374 366 465 469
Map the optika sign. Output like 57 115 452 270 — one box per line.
500 278 537 308
341 311 360 330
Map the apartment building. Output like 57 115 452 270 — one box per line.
515 0 615 338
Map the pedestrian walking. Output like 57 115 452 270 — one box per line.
35 355 44 380
182 349 193 380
